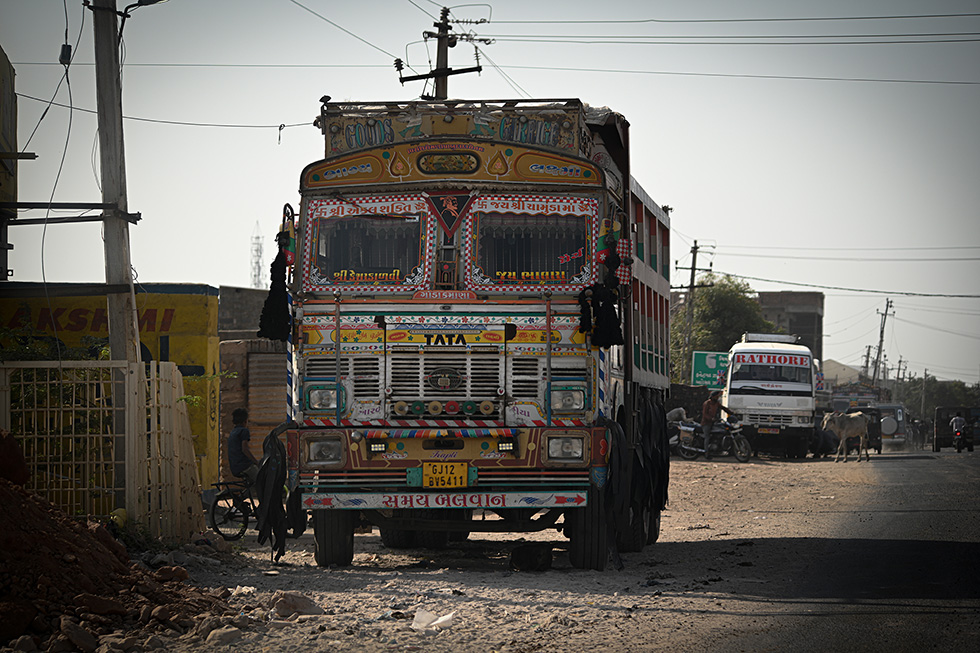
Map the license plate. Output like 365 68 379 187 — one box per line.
757 427 780 434
422 462 468 488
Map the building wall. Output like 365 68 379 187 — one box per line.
757 291 824 361
218 285 268 339
218 339 288 481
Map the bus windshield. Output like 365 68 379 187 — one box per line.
730 361 811 385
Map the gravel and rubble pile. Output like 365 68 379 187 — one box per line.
0 478 234 652
2 455 884 652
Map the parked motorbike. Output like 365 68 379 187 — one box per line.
668 419 698 456
677 416 752 462
953 424 975 453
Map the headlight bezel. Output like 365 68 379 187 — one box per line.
542 431 589 467
305 384 345 412
303 434 346 469
550 386 587 413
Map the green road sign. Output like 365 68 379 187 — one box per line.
691 351 729 389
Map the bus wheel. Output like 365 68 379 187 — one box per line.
568 486 608 571
313 509 354 566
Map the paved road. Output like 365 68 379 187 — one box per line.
715 449 980 652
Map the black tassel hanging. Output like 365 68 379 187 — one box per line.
257 235 291 341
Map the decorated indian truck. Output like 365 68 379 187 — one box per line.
278 98 672 570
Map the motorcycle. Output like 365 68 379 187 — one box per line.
677 416 752 463
953 424 975 453
668 419 698 456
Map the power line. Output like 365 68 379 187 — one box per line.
483 64 980 86
476 46 531 98
16 92 309 129
717 244 980 251
490 13 980 24
892 316 980 341
12 62 391 68
286 0 399 60
480 31 980 40
714 270 980 298
485 36 980 45
714 252 980 262
14 61 977 86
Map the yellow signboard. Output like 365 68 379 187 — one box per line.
0 284 221 487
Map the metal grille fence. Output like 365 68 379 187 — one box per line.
0 360 203 543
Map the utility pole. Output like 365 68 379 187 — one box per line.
921 368 927 419
92 0 140 364
685 241 698 382
862 345 872 379
871 298 893 386
397 7 484 100
674 241 712 383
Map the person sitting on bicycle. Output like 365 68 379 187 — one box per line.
701 390 734 459
229 408 259 485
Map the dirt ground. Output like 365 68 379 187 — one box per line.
1 455 877 652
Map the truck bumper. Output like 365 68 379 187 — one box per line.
301 490 588 510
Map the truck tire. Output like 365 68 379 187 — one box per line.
448 509 472 542
380 528 416 548
647 512 662 544
379 509 417 548
616 499 649 553
414 509 450 549
313 509 354 567
568 486 608 571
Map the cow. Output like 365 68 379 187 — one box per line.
822 412 872 462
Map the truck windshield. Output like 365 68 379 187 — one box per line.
473 212 590 286
312 213 424 286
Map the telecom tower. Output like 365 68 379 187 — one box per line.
250 221 264 289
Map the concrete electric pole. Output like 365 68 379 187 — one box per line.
92 0 140 364
871 298 894 386
397 7 484 100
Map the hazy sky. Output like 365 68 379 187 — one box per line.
2 0 978 384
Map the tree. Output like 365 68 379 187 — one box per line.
670 273 778 383
893 374 980 422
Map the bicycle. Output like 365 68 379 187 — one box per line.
208 478 256 541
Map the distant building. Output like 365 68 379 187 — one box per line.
757 291 824 361
822 359 864 387
218 285 267 340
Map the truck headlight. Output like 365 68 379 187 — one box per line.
307 385 341 411
551 388 585 412
547 436 585 461
307 437 344 466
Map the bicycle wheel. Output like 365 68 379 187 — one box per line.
209 489 249 541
